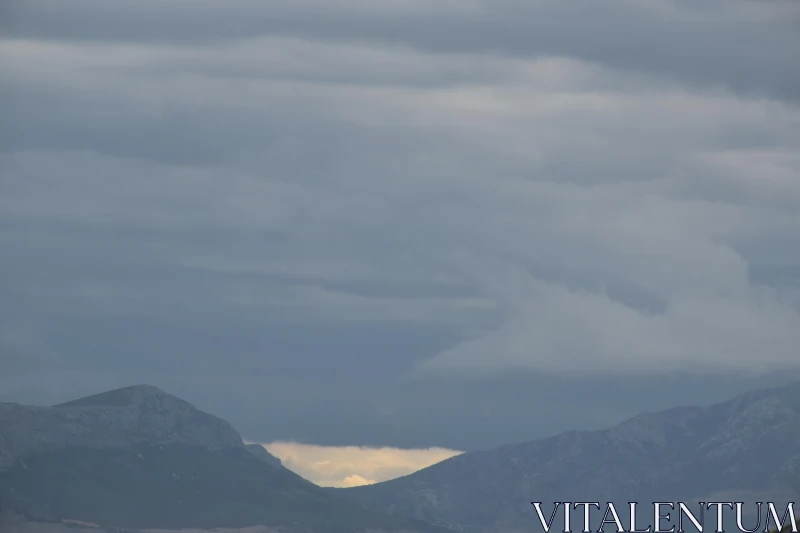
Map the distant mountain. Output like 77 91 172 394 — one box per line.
0 385 448 533
333 381 800 533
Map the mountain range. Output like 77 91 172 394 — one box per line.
334 380 800 532
1 381 799 533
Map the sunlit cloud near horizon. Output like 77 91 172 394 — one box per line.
249 441 463 487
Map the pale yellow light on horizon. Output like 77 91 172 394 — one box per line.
249 441 463 487
341 473 376 487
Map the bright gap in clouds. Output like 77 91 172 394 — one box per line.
253 441 463 487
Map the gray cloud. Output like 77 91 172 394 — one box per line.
1 0 800 450
2 0 798 102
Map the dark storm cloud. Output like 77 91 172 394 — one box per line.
1 0 800 450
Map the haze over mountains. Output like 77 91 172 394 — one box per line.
1 382 799 533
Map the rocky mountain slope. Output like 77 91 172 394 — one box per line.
334 380 800 532
0 385 448 533
0 385 243 473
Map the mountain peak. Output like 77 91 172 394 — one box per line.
0 388 449 533
54 384 185 409
0 386 245 474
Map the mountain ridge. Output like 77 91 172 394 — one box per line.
332 379 800 532
0 385 449 533
0 384 244 474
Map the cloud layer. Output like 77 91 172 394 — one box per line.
2 0 799 449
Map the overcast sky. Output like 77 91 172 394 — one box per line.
2 0 800 460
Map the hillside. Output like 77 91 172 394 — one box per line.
333 380 800 532
0 385 448 533
245 443 285 469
